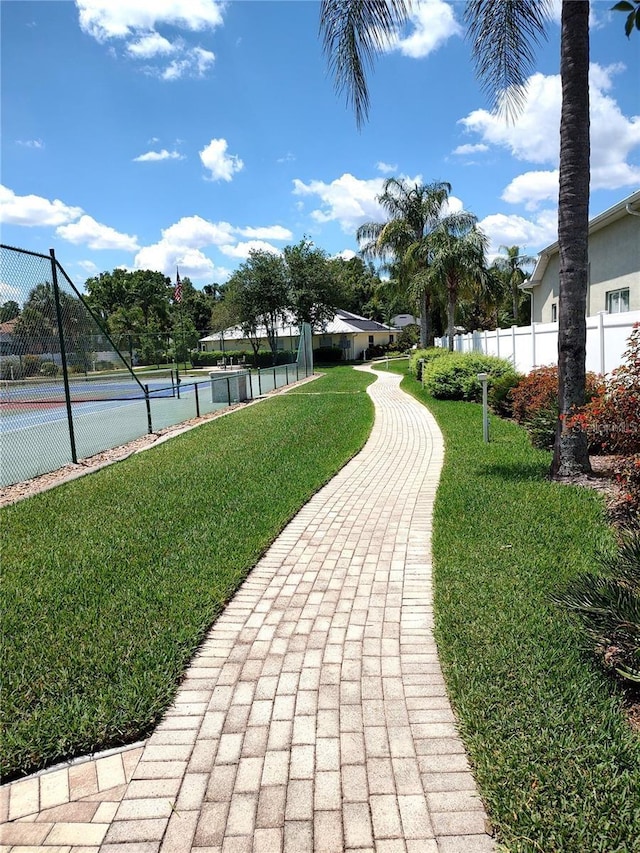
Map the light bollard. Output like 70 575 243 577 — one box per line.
477 372 489 443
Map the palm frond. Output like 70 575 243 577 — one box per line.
320 0 411 127
465 0 552 120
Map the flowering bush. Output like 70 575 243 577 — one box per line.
567 324 640 457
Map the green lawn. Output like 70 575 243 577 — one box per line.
1 367 374 781
398 368 640 853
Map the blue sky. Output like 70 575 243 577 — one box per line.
1 0 639 296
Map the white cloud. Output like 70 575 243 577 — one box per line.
134 242 216 280
133 149 184 162
478 209 558 256
501 170 559 209
200 138 244 181
0 185 83 226
219 240 282 260
333 249 358 261
459 63 640 208
293 173 387 233
161 47 215 80
132 215 292 282
0 282 22 303
56 215 140 251
127 32 175 57
452 143 489 156
376 161 398 174
293 172 446 234
161 215 235 247
16 139 44 149
78 260 100 275
237 225 292 240
386 0 462 59
75 0 225 41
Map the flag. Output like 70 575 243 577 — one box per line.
174 268 182 303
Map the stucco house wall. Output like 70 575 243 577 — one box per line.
527 190 640 323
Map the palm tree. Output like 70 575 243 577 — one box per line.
357 177 452 346
320 0 592 477
410 212 487 350
493 245 535 323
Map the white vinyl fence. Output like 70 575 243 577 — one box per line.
436 310 640 376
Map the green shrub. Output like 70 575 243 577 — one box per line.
313 346 343 363
488 371 524 418
553 528 640 684
408 347 450 379
0 357 22 380
22 354 42 377
395 324 420 351
39 361 59 377
524 407 558 450
422 353 515 401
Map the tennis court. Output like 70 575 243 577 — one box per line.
0 365 304 486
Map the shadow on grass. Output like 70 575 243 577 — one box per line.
475 460 552 483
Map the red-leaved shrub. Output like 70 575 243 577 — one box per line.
610 454 640 527
511 366 602 425
567 323 640 457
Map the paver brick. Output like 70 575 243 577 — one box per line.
431 810 489 836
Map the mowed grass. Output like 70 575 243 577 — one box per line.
1 367 374 781
399 371 640 853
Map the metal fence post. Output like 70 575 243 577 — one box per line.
258 368 262 396
194 381 200 417
144 384 153 434
50 249 77 464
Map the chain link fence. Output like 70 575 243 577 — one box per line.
0 245 314 488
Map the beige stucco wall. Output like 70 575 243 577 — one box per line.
314 330 396 359
531 211 640 323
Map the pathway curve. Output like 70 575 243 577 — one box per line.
1 366 495 852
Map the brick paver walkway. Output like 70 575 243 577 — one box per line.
1 366 495 852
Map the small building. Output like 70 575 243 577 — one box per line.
199 309 399 361
524 189 640 323
0 319 19 356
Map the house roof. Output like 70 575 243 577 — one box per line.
0 318 19 340
523 189 640 289
200 310 398 343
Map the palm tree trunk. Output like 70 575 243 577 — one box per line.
552 0 592 477
447 286 456 352
420 288 431 347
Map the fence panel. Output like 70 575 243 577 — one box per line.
437 310 640 375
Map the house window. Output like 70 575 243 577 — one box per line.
321 335 332 347
551 303 557 322
606 288 630 314
389 334 394 343
368 335 374 345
